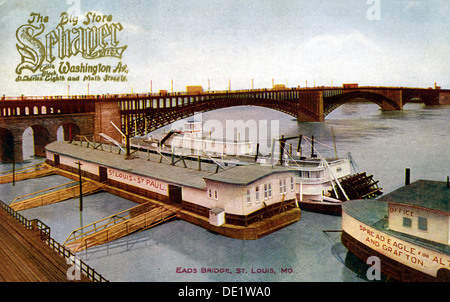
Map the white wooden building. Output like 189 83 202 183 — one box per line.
385 180 450 245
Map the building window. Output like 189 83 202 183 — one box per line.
418 216 428 231
214 190 218 200
264 183 272 199
245 189 251 206
290 177 294 191
279 179 287 195
255 186 260 202
403 217 412 228
208 188 212 198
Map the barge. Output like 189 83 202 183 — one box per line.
341 180 450 281
45 139 301 240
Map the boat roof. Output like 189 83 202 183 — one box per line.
379 180 449 214
204 164 297 185
46 141 213 190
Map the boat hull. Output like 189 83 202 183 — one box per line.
43 159 302 240
341 203 450 282
298 200 342 215
341 231 450 282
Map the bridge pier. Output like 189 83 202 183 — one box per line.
12 138 24 163
439 93 450 104
297 90 324 122
0 134 24 164
381 89 403 111
438 91 450 105
94 101 122 142
318 91 324 121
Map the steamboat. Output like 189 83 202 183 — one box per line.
134 120 383 216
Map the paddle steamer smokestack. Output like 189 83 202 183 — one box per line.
405 168 410 186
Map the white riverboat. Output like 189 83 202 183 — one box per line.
133 121 382 215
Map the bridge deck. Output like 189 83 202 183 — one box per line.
0 205 90 282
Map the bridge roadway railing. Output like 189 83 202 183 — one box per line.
1 85 444 103
1 86 444 123
118 88 322 135
0 198 109 282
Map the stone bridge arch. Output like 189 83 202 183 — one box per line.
0 113 94 163
25 124 52 157
0 128 15 163
57 122 81 141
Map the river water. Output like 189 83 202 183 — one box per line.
0 103 448 282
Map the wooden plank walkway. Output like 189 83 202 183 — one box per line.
64 203 178 253
9 181 105 212
0 207 90 282
0 164 55 184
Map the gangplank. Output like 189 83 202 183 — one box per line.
9 180 105 212
63 202 178 253
0 163 55 184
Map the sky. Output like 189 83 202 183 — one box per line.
0 0 448 96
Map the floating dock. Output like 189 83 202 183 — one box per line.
44 139 301 243
2 136 302 258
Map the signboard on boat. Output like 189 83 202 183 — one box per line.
107 167 168 195
342 211 450 278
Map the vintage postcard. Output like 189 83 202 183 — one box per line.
0 0 448 290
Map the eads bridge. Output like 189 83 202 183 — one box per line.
0 85 449 163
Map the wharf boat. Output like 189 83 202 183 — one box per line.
45 139 301 240
341 179 450 281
